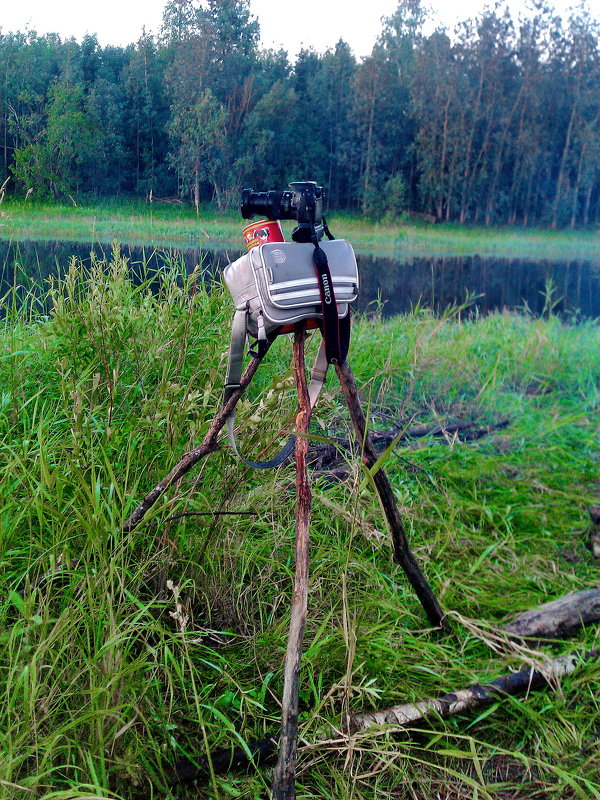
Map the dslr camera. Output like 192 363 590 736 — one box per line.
241 180 325 243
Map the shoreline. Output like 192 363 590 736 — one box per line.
1 198 599 263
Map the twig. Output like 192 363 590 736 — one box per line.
271 324 312 800
163 511 258 523
122 349 268 532
335 360 446 629
348 648 600 733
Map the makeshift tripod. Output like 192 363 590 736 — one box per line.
268 325 444 800
122 324 445 800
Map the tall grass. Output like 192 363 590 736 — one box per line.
0 249 599 798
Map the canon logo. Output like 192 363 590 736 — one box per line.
321 274 332 304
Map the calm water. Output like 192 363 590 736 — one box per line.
1 239 599 319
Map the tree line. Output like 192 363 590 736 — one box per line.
1 0 599 227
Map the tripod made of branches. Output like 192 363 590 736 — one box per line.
123 324 445 800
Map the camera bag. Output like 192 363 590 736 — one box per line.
223 239 359 468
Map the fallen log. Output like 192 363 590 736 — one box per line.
348 647 600 733
169 646 600 784
503 588 600 640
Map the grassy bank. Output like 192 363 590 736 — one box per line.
1 251 599 799
1 196 600 261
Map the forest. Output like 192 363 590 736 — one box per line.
1 0 600 228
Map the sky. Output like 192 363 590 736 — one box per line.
0 0 595 58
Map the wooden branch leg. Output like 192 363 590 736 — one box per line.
272 325 312 800
335 360 446 630
123 350 267 532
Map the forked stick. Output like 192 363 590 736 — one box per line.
271 324 312 800
335 360 446 629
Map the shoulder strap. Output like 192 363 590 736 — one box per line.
224 312 329 469
311 223 347 366
223 307 249 406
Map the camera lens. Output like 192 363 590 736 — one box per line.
241 189 294 220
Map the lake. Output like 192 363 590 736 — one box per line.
1 239 599 320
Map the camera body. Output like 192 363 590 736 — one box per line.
241 181 324 243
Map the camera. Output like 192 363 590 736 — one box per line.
241 181 324 243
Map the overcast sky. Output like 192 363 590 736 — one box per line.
0 0 593 58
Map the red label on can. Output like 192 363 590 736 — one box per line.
242 219 284 250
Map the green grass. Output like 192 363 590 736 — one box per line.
0 250 599 798
1 196 600 261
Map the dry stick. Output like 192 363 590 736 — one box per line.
271 325 312 800
348 647 600 733
122 351 267 532
503 588 600 640
169 646 600 783
335 360 446 629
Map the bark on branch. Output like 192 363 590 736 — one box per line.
503 588 600 640
348 647 600 733
271 325 312 800
122 351 267 532
335 360 446 629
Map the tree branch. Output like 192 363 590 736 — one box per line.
503 588 600 640
122 350 267 532
272 324 312 800
348 647 600 733
335 360 446 629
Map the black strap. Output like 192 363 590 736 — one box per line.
311 223 343 365
322 215 335 241
228 417 297 470
338 311 351 364
316 216 351 364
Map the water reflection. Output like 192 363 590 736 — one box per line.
357 253 599 319
1 239 598 319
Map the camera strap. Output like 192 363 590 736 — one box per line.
311 221 349 366
223 308 329 469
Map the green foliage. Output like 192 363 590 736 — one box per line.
362 172 410 221
2 3 600 224
167 88 227 211
0 250 599 797
11 80 102 199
